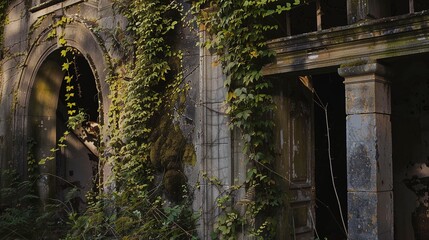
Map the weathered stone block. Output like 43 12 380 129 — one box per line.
348 191 393 240
344 79 390 115
340 63 391 115
347 114 392 192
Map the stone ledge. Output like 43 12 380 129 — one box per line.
30 0 84 20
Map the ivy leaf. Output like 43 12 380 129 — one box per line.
61 49 68 57
59 135 66 143
65 93 74 101
47 29 56 39
62 61 71 71
59 37 67 46
250 50 258 58
236 110 251 120
66 85 74 92
64 75 73 83
61 16 68 24
67 102 76 109
68 110 76 116
227 91 236 101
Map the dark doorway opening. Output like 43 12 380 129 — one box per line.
312 73 347 240
56 49 100 212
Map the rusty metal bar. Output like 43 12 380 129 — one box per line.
316 0 322 31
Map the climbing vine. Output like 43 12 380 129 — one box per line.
0 0 9 52
39 16 86 165
0 0 303 239
66 0 198 239
191 0 300 238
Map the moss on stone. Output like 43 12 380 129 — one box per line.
149 114 195 201
183 144 196 166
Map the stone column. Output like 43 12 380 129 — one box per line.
196 26 233 238
338 63 393 240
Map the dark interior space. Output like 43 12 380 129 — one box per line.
58 52 99 123
382 54 429 239
319 0 347 30
391 0 429 16
392 0 412 15
312 73 347 240
415 0 429 12
289 1 317 35
264 0 347 39
56 49 100 211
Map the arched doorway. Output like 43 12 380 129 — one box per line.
28 48 100 211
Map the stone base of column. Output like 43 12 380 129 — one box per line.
348 191 393 240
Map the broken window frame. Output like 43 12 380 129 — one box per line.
284 0 424 37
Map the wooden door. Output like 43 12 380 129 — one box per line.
273 77 315 240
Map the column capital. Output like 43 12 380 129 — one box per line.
338 63 391 85
340 62 391 114
338 63 386 77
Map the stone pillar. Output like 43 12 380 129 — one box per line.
338 63 393 240
196 26 233 238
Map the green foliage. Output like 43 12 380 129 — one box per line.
38 45 86 165
0 168 38 238
66 0 198 239
0 163 72 239
191 0 298 238
0 0 9 52
0 0 298 238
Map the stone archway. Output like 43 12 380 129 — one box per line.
27 48 100 209
14 20 111 203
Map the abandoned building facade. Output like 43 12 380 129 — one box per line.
1 0 429 239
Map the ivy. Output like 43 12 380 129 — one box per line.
39 17 86 166
191 0 299 238
0 0 9 54
0 0 302 238
66 0 198 239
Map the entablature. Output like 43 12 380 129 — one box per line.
263 11 429 75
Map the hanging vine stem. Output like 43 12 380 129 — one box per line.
313 90 348 238
39 16 87 165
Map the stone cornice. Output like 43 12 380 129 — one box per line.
263 11 429 75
